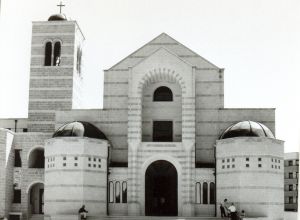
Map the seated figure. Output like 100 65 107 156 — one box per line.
78 205 88 220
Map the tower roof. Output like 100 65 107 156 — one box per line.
48 14 67 21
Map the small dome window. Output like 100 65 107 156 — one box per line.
153 86 173 101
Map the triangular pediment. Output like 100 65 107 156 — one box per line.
132 46 193 69
107 33 219 70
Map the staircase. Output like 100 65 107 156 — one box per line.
30 214 44 220
42 215 223 220
93 216 223 220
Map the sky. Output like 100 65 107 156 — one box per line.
0 0 299 152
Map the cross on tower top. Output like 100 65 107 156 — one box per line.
57 1 65 14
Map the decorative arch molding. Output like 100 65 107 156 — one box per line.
27 145 44 162
27 145 45 168
26 181 44 194
53 39 63 45
43 39 53 44
137 68 186 96
141 155 182 177
43 38 63 45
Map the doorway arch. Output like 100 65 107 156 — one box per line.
145 160 178 216
28 182 44 216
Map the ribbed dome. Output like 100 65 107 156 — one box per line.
219 121 274 140
53 121 107 140
48 14 67 21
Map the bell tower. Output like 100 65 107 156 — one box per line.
28 13 84 132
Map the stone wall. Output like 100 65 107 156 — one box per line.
13 132 49 220
44 137 108 219
216 137 284 220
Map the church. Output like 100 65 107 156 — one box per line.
0 12 284 220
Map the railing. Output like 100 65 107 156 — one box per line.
4 128 28 132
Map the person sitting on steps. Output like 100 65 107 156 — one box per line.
239 210 246 220
78 204 88 220
228 203 237 220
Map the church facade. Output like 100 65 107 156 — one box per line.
0 14 284 220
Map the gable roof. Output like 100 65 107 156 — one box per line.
132 46 194 69
106 33 220 71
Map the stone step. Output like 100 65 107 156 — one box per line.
30 214 44 220
93 216 223 220
48 215 223 220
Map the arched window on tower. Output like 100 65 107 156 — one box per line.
195 182 201 204
122 181 127 203
203 182 208 204
209 182 215 204
153 86 173 101
53 42 61 66
44 42 52 66
115 181 120 203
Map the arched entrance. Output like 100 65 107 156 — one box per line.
28 183 44 216
145 160 178 216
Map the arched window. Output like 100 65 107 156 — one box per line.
44 42 52 66
210 182 215 204
203 182 208 204
109 182 114 203
115 181 120 203
28 148 44 168
153 86 173 101
195 182 201 204
53 42 61 66
122 181 127 203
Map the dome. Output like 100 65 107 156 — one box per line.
219 121 274 140
48 14 67 21
53 121 108 140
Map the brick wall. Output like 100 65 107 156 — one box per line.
13 133 49 219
